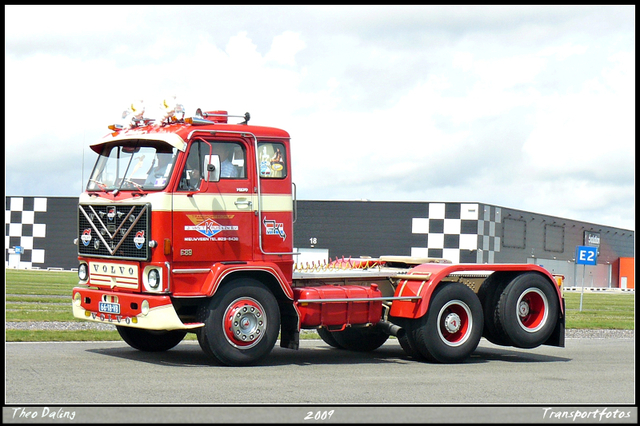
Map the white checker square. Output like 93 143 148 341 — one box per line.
9 223 22 237
459 234 478 250
20 236 34 250
461 203 479 220
429 233 444 249
412 218 429 234
443 218 461 234
22 211 35 225
10 197 23 211
443 249 460 264
411 247 430 258
429 203 445 219
34 198 47 212
33 224 46 238
31 249 45 263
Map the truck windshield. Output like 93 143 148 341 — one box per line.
87 142 178 192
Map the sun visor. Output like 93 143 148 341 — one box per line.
91 132 187 153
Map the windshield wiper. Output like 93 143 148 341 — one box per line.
88 179 108 192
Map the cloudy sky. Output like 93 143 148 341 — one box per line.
5 5 635 230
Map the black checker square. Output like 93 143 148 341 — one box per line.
443 234 460 249
444 203 461 219
428 248 443 258
428 219 444 234
460 219 477 234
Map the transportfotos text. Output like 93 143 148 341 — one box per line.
542 407 632 421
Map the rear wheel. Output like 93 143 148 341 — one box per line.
116 326 186 352
408 283 483 363
317 327 343 348
495 273 559 348
398 333 428 360
197 278 280 366
329 325 389 352
477 273 513 346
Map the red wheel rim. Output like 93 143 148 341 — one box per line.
223 297 267 349
437 300 472 347
516 288 548 332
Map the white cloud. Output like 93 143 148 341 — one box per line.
4 5 635 231
265 31 306 66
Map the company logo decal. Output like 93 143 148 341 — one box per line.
133 231 145 249
263 217 286 240
107 206 116 221
81 229 92 246
184 215 239 242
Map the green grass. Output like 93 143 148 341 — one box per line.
563 291 635 329
5 269 635 342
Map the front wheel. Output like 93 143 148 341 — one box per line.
116 326 186 352
408 283 483 363
197 278 280 366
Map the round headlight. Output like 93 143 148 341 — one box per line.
73 292 82 307
148 269 160 289
78 263 88 281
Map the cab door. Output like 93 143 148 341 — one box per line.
172 139 254 267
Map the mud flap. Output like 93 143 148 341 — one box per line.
545 298 565 348
279 302 300 350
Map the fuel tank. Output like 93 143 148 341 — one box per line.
293 284 383 328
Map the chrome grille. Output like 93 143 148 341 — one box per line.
78 204 150 261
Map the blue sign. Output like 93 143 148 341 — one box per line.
575 245 598 266
14 246 23 254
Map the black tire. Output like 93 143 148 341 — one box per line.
477 273 514 346
116 326 186 352
197 278 280 366
409 283 483 363
388 316 427 360
330 325 389 352
495 273 560 349
397 332 429 360
317 327 344 349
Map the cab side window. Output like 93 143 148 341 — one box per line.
179 141 246 191
212 142 246 179
258 142 287 179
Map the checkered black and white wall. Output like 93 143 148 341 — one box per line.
410 203 502 264
6 196 633 271
5 197 78 270
6 197 48 268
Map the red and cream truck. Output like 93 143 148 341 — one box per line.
72 100 565 366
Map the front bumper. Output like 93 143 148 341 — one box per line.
72 287 203 331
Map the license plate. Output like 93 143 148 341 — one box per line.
99 302 121 314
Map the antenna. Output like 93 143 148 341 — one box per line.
81 132 85 193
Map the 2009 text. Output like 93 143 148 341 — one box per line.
304 410 335 421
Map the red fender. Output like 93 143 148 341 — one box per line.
389 263 564 319
199 262 294 300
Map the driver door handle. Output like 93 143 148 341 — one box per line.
234 199 252 209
